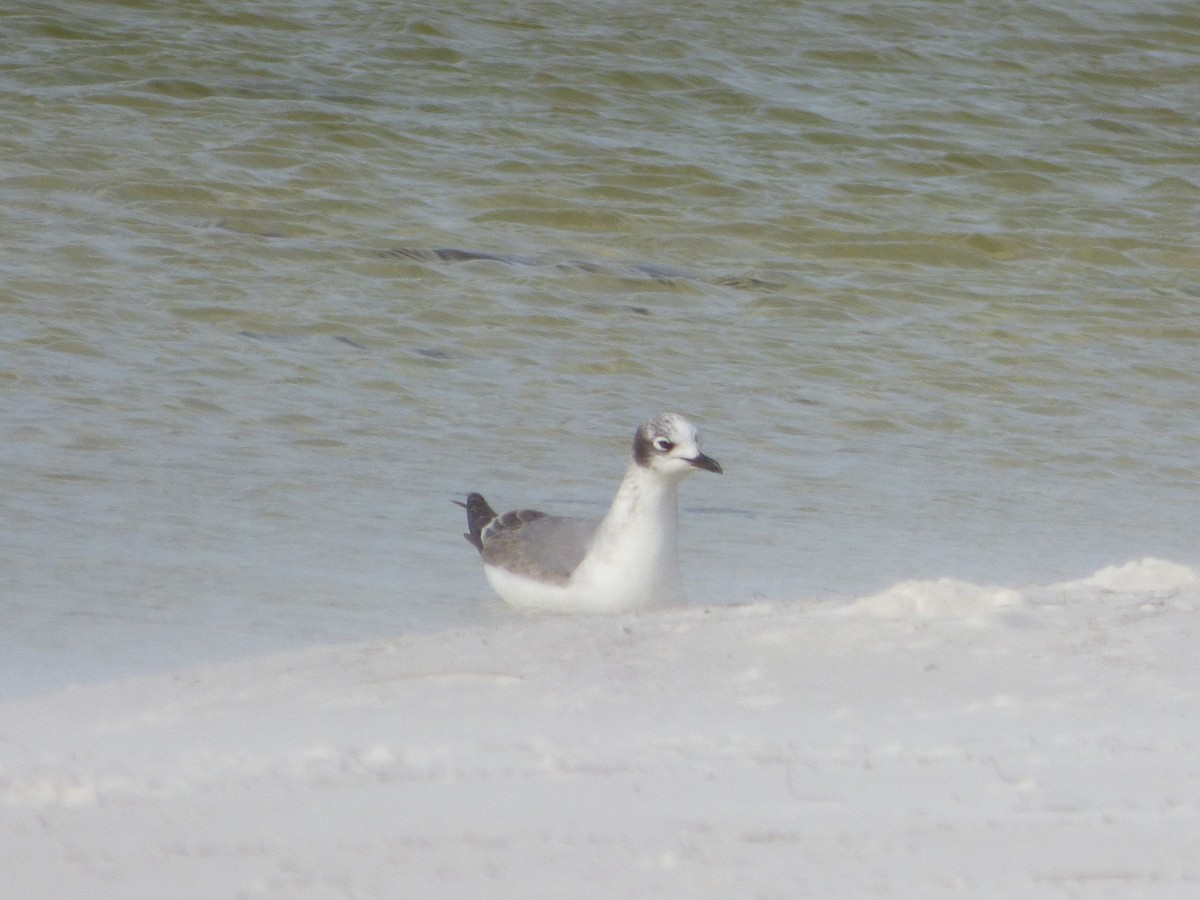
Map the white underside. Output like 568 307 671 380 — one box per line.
483 560 685 614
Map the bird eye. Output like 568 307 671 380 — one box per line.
653 437 674 452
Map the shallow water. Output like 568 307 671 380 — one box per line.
3 0 1199 696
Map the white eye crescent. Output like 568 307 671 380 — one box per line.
653 437 674 452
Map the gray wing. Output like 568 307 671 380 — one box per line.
481 512 601 584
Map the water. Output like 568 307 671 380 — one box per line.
3 0 1199 697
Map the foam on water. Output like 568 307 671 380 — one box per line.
846 578 1024 619
1072 557 1200 597
845 557 1200 620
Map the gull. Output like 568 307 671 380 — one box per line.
457 413 722 613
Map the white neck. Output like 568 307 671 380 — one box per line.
578 462 685 606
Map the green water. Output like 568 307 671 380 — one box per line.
3 0 1199 692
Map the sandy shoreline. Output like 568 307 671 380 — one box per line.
4 559 1199 898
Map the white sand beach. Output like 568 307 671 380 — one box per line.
4 558 1199 899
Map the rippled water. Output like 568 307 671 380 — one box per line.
3 0 1199 696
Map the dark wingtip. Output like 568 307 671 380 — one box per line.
458 493 496 553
